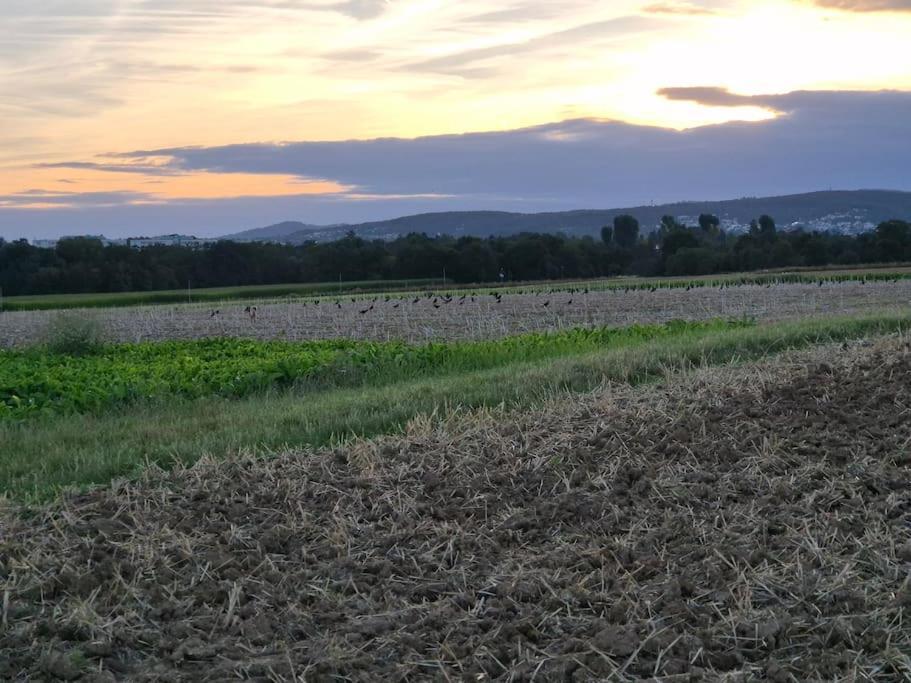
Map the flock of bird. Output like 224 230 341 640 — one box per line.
203 277 893 321
205 286 604 321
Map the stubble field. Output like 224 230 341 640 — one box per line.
2 272 911 681
2 336 910 680
2 278 911 347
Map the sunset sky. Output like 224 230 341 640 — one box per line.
2 0 910 238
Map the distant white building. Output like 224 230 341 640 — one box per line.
127 234 214 249
30 238 58 248
30 234 123 248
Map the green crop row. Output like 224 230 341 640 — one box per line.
0 279 440 311
0 319 752 421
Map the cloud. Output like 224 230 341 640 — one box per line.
60 90 907 210
810 0 911 11
401 15 665 75
0 189 152 210
657 86 761 107
642 2 717 15
329 0 389 19
34 161 184 176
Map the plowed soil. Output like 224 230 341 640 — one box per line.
2 338 911 681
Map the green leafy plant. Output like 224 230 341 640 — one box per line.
0 319 752 422
42 312 105 356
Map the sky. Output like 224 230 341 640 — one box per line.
1 0 910 239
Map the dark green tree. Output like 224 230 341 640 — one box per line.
758 215 777 243
613 214 640 249
698 214 720 233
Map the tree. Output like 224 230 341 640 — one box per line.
758 215 777 243
660 215 682 233
661 228 700 257
698 214 720 233
600 225 613 245
613 215 640 249
874 220 911 261
875 220 910 246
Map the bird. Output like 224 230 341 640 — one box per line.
543 300 550 307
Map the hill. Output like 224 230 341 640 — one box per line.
224 190 911 244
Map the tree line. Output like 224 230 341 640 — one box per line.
1 215 910 297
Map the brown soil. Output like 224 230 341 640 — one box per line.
2 338 911 681
2 279 911 347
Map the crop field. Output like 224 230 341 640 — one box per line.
3 276 911 348
2 268 911 680
2 336 910 680
1 320 747 421
4 265 911 313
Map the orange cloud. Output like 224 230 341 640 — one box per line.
0 165 350 209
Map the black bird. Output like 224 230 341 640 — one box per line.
336 301 342 309
433 303 441 309
393 303 400 309
543 300 550 307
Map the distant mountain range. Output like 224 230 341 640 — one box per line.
223 190 911 244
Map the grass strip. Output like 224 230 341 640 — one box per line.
0 312 908 501
0 319 747 421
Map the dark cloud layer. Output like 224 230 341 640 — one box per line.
114 89 910 197
5 90 911 238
